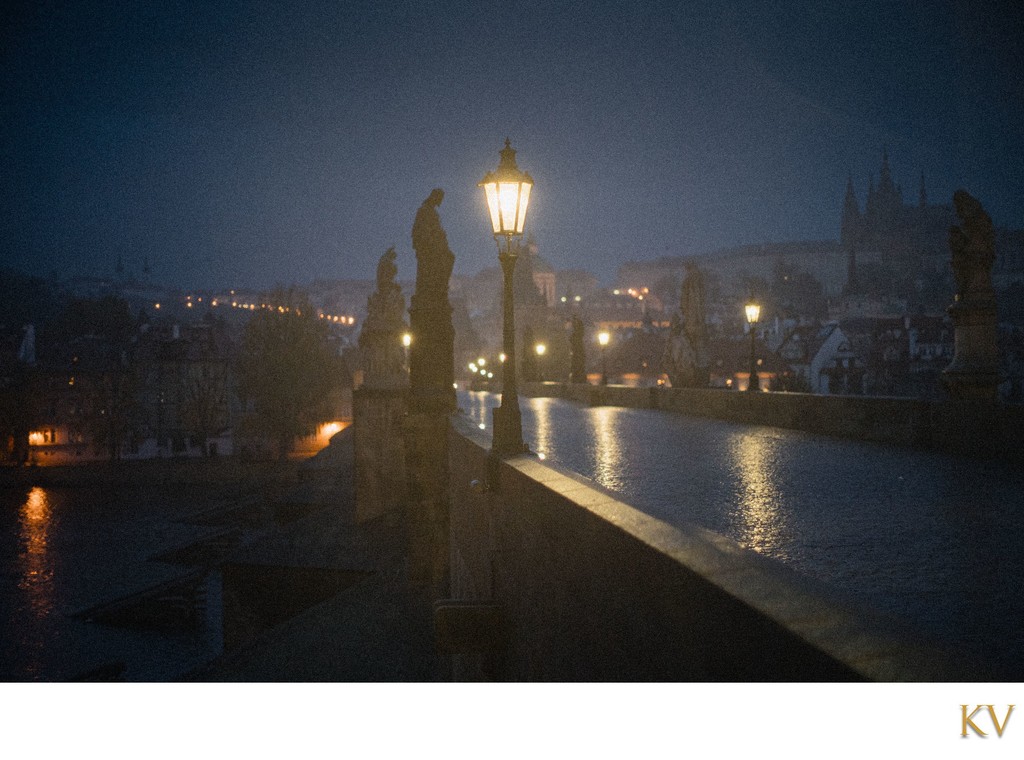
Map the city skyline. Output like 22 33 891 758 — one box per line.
3 1 1022 290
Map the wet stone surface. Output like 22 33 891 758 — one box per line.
459 390 1024 677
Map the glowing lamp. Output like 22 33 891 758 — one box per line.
598 331 610 385
745 301 761 391
483 139 534 456
480 139 533 236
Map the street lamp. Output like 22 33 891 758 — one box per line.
598 331 610 386
535 343 546 382
745 302 761 392
481 138 533 455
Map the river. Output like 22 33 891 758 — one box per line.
459 390 1024 676
0 480 227 681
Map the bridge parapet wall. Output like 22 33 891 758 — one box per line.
448 415 966 681
521 382 1023 463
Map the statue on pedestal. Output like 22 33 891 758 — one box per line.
405 188 456 593
358 247 408 389
408 188 456 413
942 190 1000 400
949 190 995 301
663 260 710 388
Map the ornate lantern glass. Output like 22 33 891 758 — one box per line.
480 138 534 236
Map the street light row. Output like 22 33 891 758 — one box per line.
157 297 358 325
476 140 765 456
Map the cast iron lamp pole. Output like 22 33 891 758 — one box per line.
598 331 610 385
745 302 761 392
481 139 533 455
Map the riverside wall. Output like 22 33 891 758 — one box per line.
519 382 1024 464
446 415 971 681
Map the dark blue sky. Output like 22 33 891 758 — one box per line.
2 0 1022 289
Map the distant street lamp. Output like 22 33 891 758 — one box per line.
535 342 547 381
598 331 610 386
745 302 761 392
481 138 533 455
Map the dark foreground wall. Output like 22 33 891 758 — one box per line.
353 388 407 522
520 382 1024 464
447 416 970 681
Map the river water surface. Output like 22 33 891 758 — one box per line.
460 390 1024 676
0 481 222 681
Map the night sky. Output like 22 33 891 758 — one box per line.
3 0 1022 289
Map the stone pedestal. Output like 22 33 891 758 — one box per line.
942 298 1000 400
353 387 408 523
941 190 1001 401
408 298 455 415
404 188 456 598
404 411 450 597
353 248 409 523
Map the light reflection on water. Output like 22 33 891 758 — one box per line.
1 484 226 681
17 487 56 676
533 397 553 459
19 488 55 610
727 431 790 561
467 391 491 431
587 406 626 493
456 390 1024 673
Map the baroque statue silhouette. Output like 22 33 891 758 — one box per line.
942 190 1000 400
408 187 455 412
411 188 455 306
358 247 407 389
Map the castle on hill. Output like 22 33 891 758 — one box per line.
840 150 957 297
619 149 1023 309
840 149 955 257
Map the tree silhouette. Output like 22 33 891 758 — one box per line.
43 295 139 462
235 290 342 459
179 362 230 456
83 357 141 462
0 364 44 464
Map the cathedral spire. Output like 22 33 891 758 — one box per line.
878 146 896 196
841 175 861 248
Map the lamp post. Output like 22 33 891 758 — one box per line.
481 138 533 455
401 332 411 375
598 331 610 385
745 302 761 392
535 343 546 381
